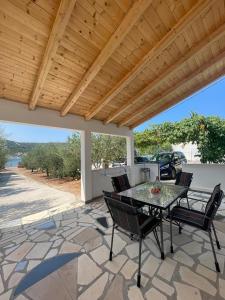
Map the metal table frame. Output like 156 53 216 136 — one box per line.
119 182 188 259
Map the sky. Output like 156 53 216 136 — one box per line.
1 76 225 142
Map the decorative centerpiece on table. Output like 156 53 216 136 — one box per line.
151 176 162 194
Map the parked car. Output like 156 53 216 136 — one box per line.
134 156 150 164
151 151 187 179
112 159 126 167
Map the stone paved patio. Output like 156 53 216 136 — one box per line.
0 192 225 300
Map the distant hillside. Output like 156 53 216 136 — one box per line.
6 140 65 155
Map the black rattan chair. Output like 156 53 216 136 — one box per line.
111 174 131 193
104 193 162 288
111 174 145 210
175 171 193 209
169 183 224 272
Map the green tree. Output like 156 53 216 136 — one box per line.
0 130 8 169
91 134 126 168
63 133 81 179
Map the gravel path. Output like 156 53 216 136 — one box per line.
0 169 79 226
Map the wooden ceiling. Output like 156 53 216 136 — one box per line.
1 0 225 129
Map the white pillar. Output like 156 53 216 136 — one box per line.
80 130 92 202
126 134 135 186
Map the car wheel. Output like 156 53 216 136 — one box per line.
171 168 176 179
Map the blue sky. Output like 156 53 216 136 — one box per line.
1 76 225 142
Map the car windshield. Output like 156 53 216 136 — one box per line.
152 153 172 163
135 157 149 163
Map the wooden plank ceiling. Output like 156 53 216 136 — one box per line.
1 0 225 129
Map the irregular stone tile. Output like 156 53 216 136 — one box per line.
27 260 41 272
142 255 161 277
33 233 50 242
219 278 225 299
90 245 109 265
196 264 217 282
26 242 52 259
45 248 58 259
0 273 4 294
179 266 217 296
52 238 63 248
15 261 28 272
25 259 78 300
61 219 76 227
0 289 12 300
36 220 56 230
157 257 177 281
173 250 194 267
104 275 124 300
195 231 210 241
128 286 144 300
14 234 28 245
78 254 102 285
15 295 29 300
104 234 126 255
59 241 81 254
174 281 201 300
62 228 79 239
6 242 34 262
8 273 24 289
204 242 225 256
105 255 127 274
4 245 19 256
173 234 192 246
74 228 100 245
198 251 225 273
152 277 174 296
84 236 102 252
181 241 202 255
79 272 108 300
192 235 204 242
144 238 161 258
125 243 141 259
145 287 167 300
120 260 138 280
2 263 16 281
78 214 94 224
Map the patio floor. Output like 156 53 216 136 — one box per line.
0 193 225 300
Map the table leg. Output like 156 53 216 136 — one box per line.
168 207 173 253
160 210 164 260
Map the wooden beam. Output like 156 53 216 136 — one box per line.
105 22 225 125
85 0 215 121
60 0 152 116
117 25 225 126
129 54 225 129
29 0 77 110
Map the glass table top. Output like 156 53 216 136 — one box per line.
119 182 188 209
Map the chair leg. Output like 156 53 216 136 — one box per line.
137 237 142 288
208 230 220 272
170 213 173 253
212 222 221 250
178 222 182 234
109 223 115 261
153 229 161 253
186 197 190 209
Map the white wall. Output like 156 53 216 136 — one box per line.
92 163 159 199
183 164 225 192
0 98 132 137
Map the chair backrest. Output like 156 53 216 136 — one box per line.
111 174 131 193
175 172 193 187
104 194 140 234
204 183 224 228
